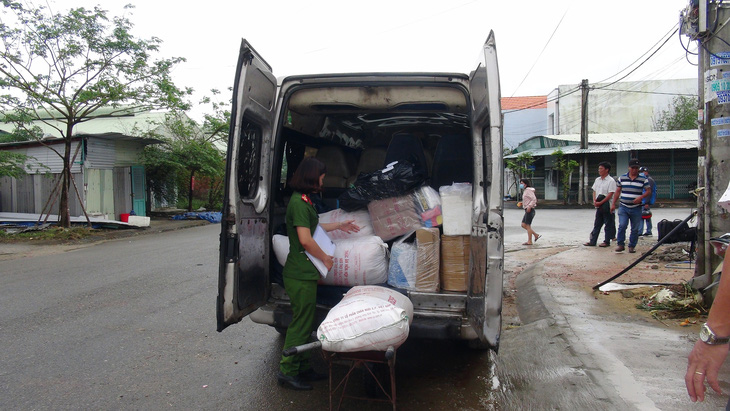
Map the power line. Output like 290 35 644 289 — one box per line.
510 5 571 97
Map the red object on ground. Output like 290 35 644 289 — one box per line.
120 213 130 222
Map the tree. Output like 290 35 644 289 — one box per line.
653 96 698 131
0 150 27 178
141 111 224 212
505 152 535 199
552 148 579 205
0 2 191 227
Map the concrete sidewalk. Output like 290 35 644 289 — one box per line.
497 244 727 410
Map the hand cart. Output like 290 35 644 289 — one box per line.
283 342 398 410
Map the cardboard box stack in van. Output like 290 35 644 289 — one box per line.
415 228 440 292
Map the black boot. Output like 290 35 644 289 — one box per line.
277 371 313 391
299 368 328 382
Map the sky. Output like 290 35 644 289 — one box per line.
45 0 698 121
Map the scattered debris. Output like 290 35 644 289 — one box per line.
635 283 706 321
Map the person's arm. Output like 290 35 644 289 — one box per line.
634 185 651 205
686 256 730 402
296 226 334 271
611 186 621 212
320 220 360 234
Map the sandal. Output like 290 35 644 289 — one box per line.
522 242 532 245
535 234 542 242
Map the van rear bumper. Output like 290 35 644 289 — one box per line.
249 303 478 341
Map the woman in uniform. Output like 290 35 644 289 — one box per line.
277 156 359 390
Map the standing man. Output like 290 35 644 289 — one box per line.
612 158 651 253
584 161 616 247
638 166 657 236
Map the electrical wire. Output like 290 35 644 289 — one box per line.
595 24 680 84
510 6 570 97
593 28 679 91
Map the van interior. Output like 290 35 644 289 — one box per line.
267 82 476 294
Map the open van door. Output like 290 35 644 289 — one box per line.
468 31 504 349
217 40 277 332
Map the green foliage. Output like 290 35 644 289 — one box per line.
552 148 579 205
653 96 698 131
141 111 225 211
0 1 191 226
0 150 28 178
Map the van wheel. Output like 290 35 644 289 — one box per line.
467 338 491 350
274 326 287 336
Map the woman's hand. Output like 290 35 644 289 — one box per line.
337 220 360 234
323 254 334 271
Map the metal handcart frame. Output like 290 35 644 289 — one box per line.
283 342 397 410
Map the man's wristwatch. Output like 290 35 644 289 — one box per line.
699 323 730 345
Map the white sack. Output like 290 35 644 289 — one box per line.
272 234 289 267
320 236 389 286
318 285 413 352
319 209 374 240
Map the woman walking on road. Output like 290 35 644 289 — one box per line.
519 178 541 245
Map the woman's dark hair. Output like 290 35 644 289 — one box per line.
520 178 531 187
289 157 327 193
598 161 612 172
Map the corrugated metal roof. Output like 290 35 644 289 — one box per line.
0 111 179 140
506 130 698 158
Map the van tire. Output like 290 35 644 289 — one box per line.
467 338 491 350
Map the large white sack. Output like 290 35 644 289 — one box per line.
318 209 374 240
320 236 389 286
318 285 413 352
272 234 289 267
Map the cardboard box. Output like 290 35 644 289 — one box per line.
415 228 440 292
440 235 470 292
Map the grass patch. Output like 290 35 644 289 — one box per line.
0 226 97 243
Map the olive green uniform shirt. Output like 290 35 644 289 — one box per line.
283 191 320 281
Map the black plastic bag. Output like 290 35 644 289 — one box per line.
338 161 427 211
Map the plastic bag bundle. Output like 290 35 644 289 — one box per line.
320 236 389 286
368 195 422 242
439 183 472 235
338 160 427 211
387 235 418 289
440 235 470 292
413 185 442 228
317 285 413 352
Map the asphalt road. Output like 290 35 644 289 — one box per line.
0 224 496 410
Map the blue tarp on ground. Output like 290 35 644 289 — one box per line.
171 211 222 223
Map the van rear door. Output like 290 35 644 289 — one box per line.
217 40 277 332
468 31 504 349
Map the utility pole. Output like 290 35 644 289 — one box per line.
681 1 730 279
579 79 589 205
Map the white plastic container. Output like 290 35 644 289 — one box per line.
439 183 472 235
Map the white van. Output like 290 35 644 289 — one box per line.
216 33 504 349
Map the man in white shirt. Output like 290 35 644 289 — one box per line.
584 161 617 247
